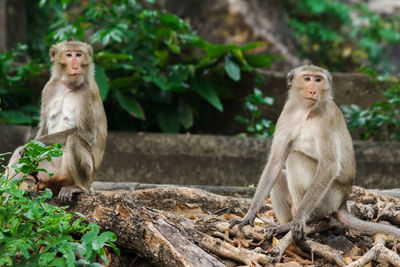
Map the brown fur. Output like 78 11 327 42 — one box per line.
231 64 400 241
8 40 107 201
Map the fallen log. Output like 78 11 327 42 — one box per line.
46 186 400 266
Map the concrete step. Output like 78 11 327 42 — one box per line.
1 124 399 189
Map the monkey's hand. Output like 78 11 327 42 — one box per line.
229 213 256 232
264 222 292 240
292 218 306 242
58 185 85 202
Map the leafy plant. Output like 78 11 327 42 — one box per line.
284 0 400 73
235 88 275 138
0 44 45 125
341 66 400 141
1 141 119 266
36 0 275 132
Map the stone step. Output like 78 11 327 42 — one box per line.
1 124 399 189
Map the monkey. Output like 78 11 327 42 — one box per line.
230 64 400 242
7 40 107 202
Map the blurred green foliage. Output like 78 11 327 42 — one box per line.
284 0 400 73
1 0 399 139
235 88 275 138
341 66 400 141
1 141 119 266
11 0 274 133
0 44 44 125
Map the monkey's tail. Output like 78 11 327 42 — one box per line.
337 204 400 239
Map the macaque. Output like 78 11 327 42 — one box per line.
231 64 400 241
7 40 107 202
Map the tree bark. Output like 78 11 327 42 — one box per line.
47 186 400 267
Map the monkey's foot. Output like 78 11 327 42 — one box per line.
58 185 84 202
292 220 306 242
229 215 255 232
264 223 292 240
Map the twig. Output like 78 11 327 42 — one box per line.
346 234 400 267
303 239 346 266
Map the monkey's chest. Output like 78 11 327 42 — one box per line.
291 125 318 160
47 92 78 134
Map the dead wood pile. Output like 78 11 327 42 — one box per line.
47 186 400 267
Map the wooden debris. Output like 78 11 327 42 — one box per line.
44 186 400 266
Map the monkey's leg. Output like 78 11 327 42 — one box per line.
270 170 293 224
265 171 294 240
58 135 93 202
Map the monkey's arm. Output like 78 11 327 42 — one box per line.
230 136 291 231
36 127 78 146
291 137 338 241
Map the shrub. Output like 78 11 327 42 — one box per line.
0 141 119 266
33 0 275 132
284 0 400 73
341 67 400 141
0 45 44 125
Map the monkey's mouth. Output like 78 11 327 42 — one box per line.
304 97 317 102
69 74 82 76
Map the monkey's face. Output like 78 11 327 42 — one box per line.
295 72 329 107
60 50 88 87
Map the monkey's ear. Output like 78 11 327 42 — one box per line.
326 71 333 85
49 45 57 62
86 44 93 58
286 69 294 87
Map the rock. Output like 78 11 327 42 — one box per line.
159 0 301 70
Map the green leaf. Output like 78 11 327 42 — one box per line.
178 98 193 129
95 65 110 101
240 42 263 51
60 244 76 267
95 52 133 61
204 43 238 58
262 96 274 105
192 77 223 112
166 41 181 54
39 0 47 7
235 115 250 124
110 29 123 43
156 107 180 133
110 77 138 91
224 54 241 81
39 252 57 265
50 257 67 267
92 231 117 251
152 74 171 91
115 91 145 120
244 54 274 68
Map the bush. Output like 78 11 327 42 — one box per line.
235 88 275 138
0 45 44 125
284 0 400 73
28 0 275 133
341 67 400 141
1 141 119 266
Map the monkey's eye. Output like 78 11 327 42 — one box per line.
304 76 311 81
76 52 82 57
315 76 322 82
66 52 73 57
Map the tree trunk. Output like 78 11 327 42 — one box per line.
47 186 400 267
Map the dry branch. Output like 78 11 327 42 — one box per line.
44 186 400 266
